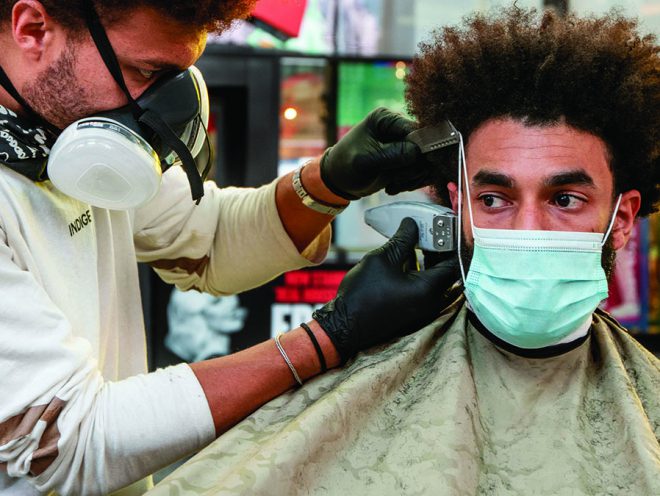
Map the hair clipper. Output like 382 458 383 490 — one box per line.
364 201 457 252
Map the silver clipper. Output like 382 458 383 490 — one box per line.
364 201 456 252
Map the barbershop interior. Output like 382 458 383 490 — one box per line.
3 0 660 493
133 0 660 485
145 0 660 373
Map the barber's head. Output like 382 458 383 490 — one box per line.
0 0 255 128
406 7 658 274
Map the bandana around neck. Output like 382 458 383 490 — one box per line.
0 105 54 181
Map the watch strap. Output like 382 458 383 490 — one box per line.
292 165 348 216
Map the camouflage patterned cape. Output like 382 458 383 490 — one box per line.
149 300 660 496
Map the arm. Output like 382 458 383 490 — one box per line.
134 108 427 294
0 235 213 495
276 107 432 253
133 167 332 296
275 157 348 252
193 218 461 435
191 321 340 434
1 219 456 495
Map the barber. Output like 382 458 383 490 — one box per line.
0 2 457 495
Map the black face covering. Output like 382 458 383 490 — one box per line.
81 0 210 202
0 0 212 202
94 69 213 200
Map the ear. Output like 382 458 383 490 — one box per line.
610 189 641 250
447 181 458 213
12 1 57 62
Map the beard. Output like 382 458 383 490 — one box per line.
22 41 95 129
459 231 618 280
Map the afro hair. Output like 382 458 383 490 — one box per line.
406 6 660 216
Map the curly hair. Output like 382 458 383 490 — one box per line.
0 0 257 32
406 7 660 217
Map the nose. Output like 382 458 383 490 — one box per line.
512 202 547 231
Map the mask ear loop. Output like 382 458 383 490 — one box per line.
457 133 474 283
601 194 623 247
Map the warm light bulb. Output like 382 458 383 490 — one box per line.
283 107 298 120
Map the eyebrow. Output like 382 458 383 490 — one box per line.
472 170 514 188
471 168 596 189
542 169 595 188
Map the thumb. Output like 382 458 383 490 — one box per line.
416 255 461 290
380 217 419 265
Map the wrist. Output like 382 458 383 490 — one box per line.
301 157 351 208
306 319 342 370
278 324 341 385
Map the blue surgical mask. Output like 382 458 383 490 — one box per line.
456 134 621 349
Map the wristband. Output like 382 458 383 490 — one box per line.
292 164 348 216
300 322 327 374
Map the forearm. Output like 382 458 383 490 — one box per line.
137 172 331 295
191 320 341 435
275 157 349 252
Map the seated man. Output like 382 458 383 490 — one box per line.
148 7 660 495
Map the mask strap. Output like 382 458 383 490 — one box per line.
82 1 142 116
459 134 476 232
196 122 214 181
139 110 204 202
0 66 61 138
601 194 623 247
457 133 470 283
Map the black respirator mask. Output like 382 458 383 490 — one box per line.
0 0 211 209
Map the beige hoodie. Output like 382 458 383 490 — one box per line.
0 164 329 495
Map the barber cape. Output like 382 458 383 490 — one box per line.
149 300 660 496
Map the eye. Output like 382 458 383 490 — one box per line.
478 194 508 208
138 68 156 79
553 193 584 209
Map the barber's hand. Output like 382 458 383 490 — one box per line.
320 107 428 200
313 218 460 363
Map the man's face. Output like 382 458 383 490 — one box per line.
447 118 640 275
22 6 207 129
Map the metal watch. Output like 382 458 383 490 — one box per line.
292 165 348 216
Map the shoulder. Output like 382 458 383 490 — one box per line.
593 308 658 364
592 308 660 403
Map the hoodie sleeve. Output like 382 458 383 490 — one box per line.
0 231 215 495
132 166 331 295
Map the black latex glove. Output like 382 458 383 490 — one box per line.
320 107 429 200
313 218 460 363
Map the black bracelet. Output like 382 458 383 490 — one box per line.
300 322 327 374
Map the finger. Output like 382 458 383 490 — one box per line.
378 141 423 171
381 217 419 265
383 160 434 194
422 250 442 269
422 249 459 268
367 107 417 141
403 248 419 272
384 167 435 194
418 255 461 288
